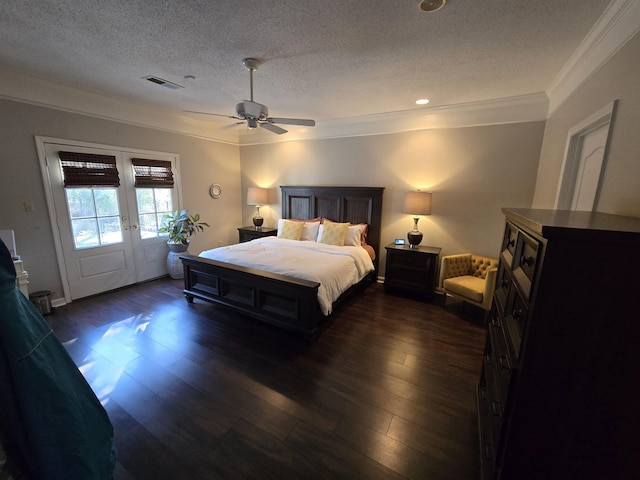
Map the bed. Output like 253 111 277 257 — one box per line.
180 186 384 340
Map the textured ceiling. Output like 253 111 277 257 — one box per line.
0 0 614 137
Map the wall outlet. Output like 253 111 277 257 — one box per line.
23 201 35 213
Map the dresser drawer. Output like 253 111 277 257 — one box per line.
512 230 540 299
488 315 514 405
477 374 497 479
501 221 518 265
503 286 528 360
495 261 512 312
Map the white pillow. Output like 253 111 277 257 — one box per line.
344 224 367 247
301 221 320 241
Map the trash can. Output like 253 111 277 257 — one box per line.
30 290 53 315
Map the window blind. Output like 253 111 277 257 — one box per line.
131 158 174 188
59 151 120 187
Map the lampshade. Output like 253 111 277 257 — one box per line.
402 191 432 216
247 187 269 206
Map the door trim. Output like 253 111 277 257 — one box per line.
35 136 183 304
554 100 616 210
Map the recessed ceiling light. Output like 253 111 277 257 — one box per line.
416 99 430 105
419 0 446 12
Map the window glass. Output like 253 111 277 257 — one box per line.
66 188 122 249
135 188 173 239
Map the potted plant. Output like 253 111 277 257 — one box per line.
160 209 209 252
160 210 209 279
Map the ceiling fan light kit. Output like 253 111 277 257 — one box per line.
187 57 316 135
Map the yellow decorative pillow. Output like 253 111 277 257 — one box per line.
277 219 304 240
319 221 349 246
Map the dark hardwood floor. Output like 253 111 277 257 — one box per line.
48 278 486 479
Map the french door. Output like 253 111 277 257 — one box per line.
39 139 180 301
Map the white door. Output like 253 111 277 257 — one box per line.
121 151 178 282
42 141 179 300
555 101 615 211
570 124 609 211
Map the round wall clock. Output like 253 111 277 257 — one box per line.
209 183 222 199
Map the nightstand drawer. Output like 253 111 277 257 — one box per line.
238 226 277 243
387 249 430 270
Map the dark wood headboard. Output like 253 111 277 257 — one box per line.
280 186 385 270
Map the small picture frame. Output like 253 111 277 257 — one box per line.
394 238 405 245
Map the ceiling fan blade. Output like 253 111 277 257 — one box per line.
260 122 288 135
220 122 244 130
268 117 316 127
184 110 241 120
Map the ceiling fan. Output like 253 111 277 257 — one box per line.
186 58 316 135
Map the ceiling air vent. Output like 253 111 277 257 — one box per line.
144 76 184 89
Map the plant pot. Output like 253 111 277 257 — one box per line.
167 242 189 279
167 242 189 253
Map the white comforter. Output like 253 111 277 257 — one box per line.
199 237 374 315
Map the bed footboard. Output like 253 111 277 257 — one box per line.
180 254 323 339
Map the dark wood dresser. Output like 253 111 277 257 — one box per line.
478 208 640 480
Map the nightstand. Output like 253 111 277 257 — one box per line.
237 226 277 243
384 244 441 297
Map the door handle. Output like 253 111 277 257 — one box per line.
131 224 139 229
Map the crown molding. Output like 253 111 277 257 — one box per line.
0 68 238 145
546 0 640 115
0 66 548 146
238 93 550 145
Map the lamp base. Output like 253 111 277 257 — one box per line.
407 230 423 248
253 216 264 229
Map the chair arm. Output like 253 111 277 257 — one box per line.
481 267 498 310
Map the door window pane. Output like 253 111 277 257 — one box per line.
66 188 122 249
71 218 100 248
94 189 119 216
66 189 96 218
98 216 123 244
135 188 173 239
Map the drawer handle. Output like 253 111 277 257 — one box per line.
491 400 501 416
501 279 509 289
520 255 535 267
508 238 515 247
512 309 523 319
498 355 510 370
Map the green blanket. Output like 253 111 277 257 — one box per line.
0 239 116 479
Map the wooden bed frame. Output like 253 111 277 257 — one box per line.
180 186 384 340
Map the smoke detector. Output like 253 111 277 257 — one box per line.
419 0 446 12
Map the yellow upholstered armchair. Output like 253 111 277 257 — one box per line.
439 253 498 312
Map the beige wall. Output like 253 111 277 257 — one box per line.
0 99 241 298
240 122 545 277
0 99 549 297
533 32 640 216
3 32 637 301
